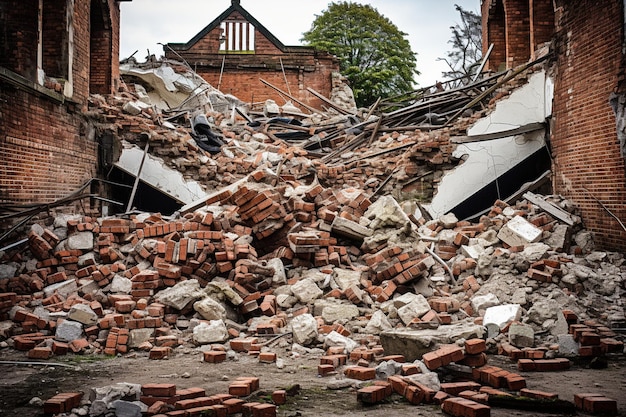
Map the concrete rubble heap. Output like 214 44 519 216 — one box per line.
0 60 624 417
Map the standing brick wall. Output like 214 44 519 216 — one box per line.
0 0 122 218
529 0 554 57
167 9 339 109
0 88 98 205
503 0 531 68
551 0 626 251
198 59 335 109
482 0 506 72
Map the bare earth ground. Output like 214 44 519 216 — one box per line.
1 345 625 417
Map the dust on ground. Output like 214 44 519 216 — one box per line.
1 344 625 417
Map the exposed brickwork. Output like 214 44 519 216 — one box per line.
165 9 339 109
529 0 554 58
0 0 123 223
482 0 626 251
504 0 531 68
552 0 626 251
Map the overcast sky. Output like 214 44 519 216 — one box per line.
120 0 480 88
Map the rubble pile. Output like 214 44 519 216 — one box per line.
1 59 625 417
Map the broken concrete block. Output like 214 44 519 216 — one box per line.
155 279 203 310
398 297 432 326
0 264 17 280
290 313 318 345
470 293 500 313
266 258 287 284
192 320 228 345
68 304 98 326
44 279 78 299
545 224 571 252
321 303 359 324
375 360 402 379
332 268 362 291
364 310 393 334
129 328 155 348
122 100 150 115
380 319 484 361
483 304 522 329
331 216 372 240
263 99 280 116
363 195 413 230
67 231 94 251
55 320 84 342
111 400 143 417
497 215 542 247
557 334 579 357
439 213 459 229
291 278 323 304
324 330 358 353
508 323 535 348
110 275 132 294
520 243 550 262
526 298 560 326
461 244 484 259
193 296 226 321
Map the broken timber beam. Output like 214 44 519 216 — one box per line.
523 191 576 226
306 87 355 116
260 79 323 115
450 122 546 144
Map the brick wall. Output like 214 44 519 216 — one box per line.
529 0 554 58
0 87 97 204
0 0 39 80
551 0 626 251
198 56 335 109
0 0 123 220
503 0 531 68
167 10 339 108
482 0 506 71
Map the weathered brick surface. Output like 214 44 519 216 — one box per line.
0 0 122 230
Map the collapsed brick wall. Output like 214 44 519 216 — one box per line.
551 0 626 251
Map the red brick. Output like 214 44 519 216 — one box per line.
520 388 558 400
465 339 486 355
142 383 177 397
203 350 227 363
441 397 491 417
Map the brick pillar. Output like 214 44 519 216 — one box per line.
482 0 507 71
503 0 531 68
529 0 554 58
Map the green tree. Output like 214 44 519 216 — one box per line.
439 4 482 83
301 2 418 107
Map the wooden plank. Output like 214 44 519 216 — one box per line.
451 122 545 144
522 191 576 226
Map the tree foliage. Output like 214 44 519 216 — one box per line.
301 2 418 107
439 4 482 83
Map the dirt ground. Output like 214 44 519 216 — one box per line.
1 343 625 417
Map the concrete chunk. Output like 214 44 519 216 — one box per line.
68 303 98 326
380 319 484 361
497 215 542 246
483 304 522 329
192 320 228 345
55 319 84 342
291 278 323 304
290 313 318 346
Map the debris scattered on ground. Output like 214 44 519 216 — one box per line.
0 58 624 417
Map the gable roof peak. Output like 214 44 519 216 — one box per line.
232 0 240 5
